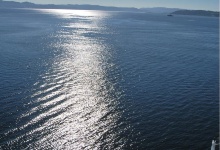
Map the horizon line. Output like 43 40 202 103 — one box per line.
1 0 219 12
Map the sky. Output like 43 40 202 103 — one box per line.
3 0 219 11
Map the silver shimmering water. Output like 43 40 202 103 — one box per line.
0 9 218 150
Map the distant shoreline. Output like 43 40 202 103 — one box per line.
0 0 219 17
171 10 219 17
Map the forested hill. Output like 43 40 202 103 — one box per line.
171 10 219 17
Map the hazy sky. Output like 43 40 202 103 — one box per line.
3 0 219 11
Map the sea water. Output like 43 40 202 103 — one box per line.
0 8 219 149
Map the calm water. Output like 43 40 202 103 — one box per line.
0 8 219 150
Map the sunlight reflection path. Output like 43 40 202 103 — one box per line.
16 9 124 149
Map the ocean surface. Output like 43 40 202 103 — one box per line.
0 8 219 150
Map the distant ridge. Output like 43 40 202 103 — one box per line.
0 0 219 16
0 0 139 11
140 7 181 14
171 10 219 17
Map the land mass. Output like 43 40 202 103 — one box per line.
0 0 139 11
171 10 219 17
140 7 181 14
0 0 219 17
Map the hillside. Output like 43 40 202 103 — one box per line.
140 7 181 14
171 10 219 17
0 0 139 11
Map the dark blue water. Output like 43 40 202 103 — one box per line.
0 8 219 150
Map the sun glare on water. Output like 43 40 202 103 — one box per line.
11 9 125 149
38 9 109 18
